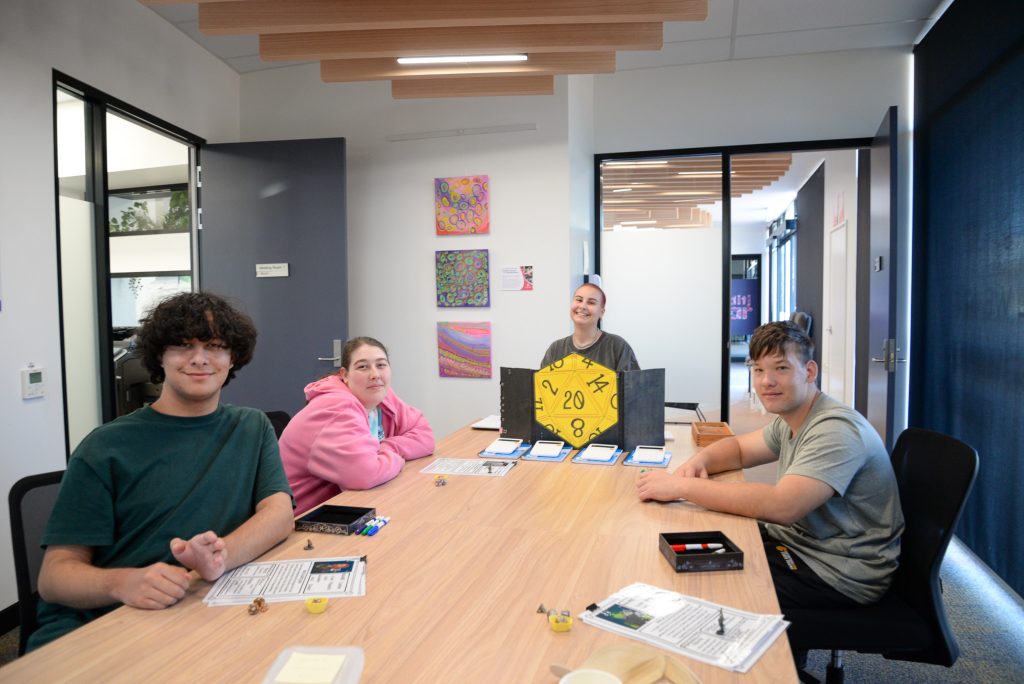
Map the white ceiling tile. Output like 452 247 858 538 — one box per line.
143 0 951 76
734 21 927 60
736 0 942 35
225 55 315 74
662 0 736 42
144 4 197 25
176 21 260 59
618 38 732 71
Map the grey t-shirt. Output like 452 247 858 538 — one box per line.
762 393 904 604
540 332 639 372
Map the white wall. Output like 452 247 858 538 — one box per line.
239 66 573 437
602 227 723 411
0 0 239 609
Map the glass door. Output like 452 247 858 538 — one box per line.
54 77 200 455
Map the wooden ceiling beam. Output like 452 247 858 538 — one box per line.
199 0 707 35
261 22 662 61
391 75 554 99
322 53 614 82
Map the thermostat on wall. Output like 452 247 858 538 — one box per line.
21 365 45 399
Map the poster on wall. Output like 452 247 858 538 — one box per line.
500 265 533 291
437 322 492 378
436 249 490 307
730 278 760 337
435 175 490 235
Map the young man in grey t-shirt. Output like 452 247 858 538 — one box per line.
636 322 903 656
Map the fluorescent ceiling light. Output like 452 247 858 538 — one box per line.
604 160 668 167
397 54 527 65
611 188 633 193
677 171 729 177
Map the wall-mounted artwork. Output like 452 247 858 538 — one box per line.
436 249 489 307
437 322 492 378
435 175 489 235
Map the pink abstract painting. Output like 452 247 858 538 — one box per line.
435 175 490 235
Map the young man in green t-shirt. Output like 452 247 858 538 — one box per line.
29 292 294 651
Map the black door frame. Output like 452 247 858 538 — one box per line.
593 137 871 423
52 71 204 457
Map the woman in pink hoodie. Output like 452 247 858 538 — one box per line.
280 337 435 514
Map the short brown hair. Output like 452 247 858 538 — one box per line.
748 321 814 365
138 292 257 387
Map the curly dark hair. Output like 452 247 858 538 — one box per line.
748 320 815 365
137 292 257 387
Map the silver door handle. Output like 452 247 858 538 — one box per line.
317 339 343 368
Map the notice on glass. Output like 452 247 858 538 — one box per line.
203 556 366 606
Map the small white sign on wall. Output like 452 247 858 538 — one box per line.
256 263 290 278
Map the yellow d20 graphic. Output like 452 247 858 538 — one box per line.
534 353 619 448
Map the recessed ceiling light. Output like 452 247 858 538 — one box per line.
397 54 528 65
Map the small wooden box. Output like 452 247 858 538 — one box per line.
691 421 734 447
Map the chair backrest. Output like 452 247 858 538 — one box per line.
789 310 813 335
265 410 291 439
889 428 978 664
8 470 64 655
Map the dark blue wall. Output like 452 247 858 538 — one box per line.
912 0 1024 596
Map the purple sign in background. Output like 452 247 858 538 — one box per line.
730 278 760 336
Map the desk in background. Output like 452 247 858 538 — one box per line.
2 424 795 683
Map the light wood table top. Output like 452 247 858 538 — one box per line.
2 424 795 683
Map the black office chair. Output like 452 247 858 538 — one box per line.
8 470 65 655
786 428 978 683
789 310 813 336
265 410 291 439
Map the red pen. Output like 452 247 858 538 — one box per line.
671 543 723 552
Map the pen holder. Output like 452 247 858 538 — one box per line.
659 531 743 573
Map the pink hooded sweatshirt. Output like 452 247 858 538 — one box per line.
279 375 435 514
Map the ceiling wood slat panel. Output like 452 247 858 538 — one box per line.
260 23 663 61
392 75 555 99
198 0 707 35
601 154 792 229
322 52 615 82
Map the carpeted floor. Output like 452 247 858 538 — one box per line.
0 627 17 667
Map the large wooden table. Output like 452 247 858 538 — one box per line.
2 425 795 683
